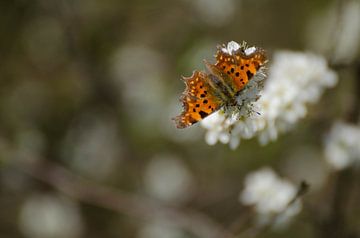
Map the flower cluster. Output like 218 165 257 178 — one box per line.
324 121 360 170
201 49 338 148
240 167 302 228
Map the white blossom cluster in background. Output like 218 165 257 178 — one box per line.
240 167 302 228
138 219 185 238
19 194 83 238
324 121 360 170
186 0 236 27
201 49 338 148
143 155 193 204
61 113 122 181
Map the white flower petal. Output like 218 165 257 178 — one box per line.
324 121 360 170
240 167 301 227
222 41 240 55
245 46 256 55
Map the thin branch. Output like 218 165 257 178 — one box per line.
15 159 231 238
222 207 253 238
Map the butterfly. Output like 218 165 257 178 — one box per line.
173 41 267 129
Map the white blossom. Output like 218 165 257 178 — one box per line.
240 167 302 227
245 46 256 56
201 112 239 148
61 113 121 180
221 40 241 55
19 194 83 238
188 0 236 27
144 155 193 203
138 219 184 238
324 121 360 170
202 50 338 147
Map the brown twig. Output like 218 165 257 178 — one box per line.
15 159 231 238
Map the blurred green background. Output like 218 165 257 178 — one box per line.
0 0 359 238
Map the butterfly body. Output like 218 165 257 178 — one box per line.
174 41 267 129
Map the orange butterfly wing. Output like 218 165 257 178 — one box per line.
215 46 267 92
173 71 222 128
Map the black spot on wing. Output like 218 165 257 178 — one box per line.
246 70 253 79
199 111 209 119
